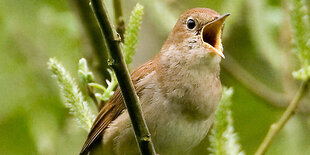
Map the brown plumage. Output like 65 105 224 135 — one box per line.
80 59 158 154
81 8 229 155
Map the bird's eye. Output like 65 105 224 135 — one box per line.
187 19 196 29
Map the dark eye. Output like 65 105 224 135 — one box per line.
187 19 196 29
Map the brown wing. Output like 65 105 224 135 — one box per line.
80 59 157 155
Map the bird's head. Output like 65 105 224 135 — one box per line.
162 8 230 60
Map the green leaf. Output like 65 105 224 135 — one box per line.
209 87 244 155
88 69 118 101
48 58 95 131
78 58 95 85
292 66 310 80
291 0 310 80
122 3 144 65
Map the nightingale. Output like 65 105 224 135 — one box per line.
81 8 230 155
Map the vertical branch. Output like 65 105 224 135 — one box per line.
89 0 157 154
113 0 125 42
69 0 110 82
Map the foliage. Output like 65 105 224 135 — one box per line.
253 1 310 154
78 58 118 102
209 87 244 155
122 3 144 65
89 69 118 101
78 58 95 86
291 0 310 80
1 0 310 154
48 58 95 131
46 2 146 135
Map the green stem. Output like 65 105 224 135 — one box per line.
255 79 310 155
113 0 125 42
222 52 310 114
87 85 99 108
69 0 110 83
89 0 157 154
88 83 107 91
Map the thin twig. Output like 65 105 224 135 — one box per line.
89 0 157 154
87 86 99 108
113 0 125 42
222 53 310 114
255 79 310 155
69 0 110 83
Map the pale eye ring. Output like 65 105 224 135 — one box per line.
186 19 196 29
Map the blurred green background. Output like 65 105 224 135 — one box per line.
0 0 310 154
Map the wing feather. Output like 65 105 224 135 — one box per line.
80 59 157 155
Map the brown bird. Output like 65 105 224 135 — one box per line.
81 8 230 155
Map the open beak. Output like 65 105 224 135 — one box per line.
201 13 230 59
